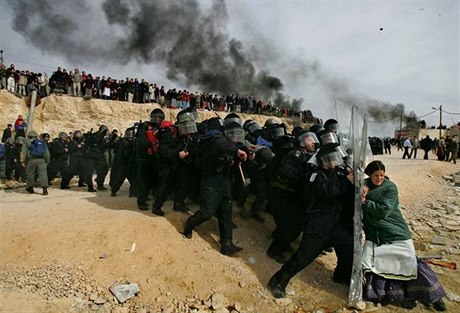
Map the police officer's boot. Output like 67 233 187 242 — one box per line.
42 187 48 196
25 186 34 194
87 182 97 193
220 240 243 256
268 271 291 298
152 205 165 216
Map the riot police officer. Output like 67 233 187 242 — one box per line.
268 144 354 298
267 131 319 263
84 125 110 192
182 117 247 256
68 130 86 187
172 109 200 212
135 109 164 210
47 132 72 189
110 128 136 197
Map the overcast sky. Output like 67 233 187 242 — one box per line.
0 0 458 135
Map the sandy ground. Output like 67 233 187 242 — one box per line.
0 152 459 313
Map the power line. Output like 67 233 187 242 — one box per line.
369 109 437 123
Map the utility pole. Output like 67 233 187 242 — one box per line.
432 105 443 139
0 50 3 64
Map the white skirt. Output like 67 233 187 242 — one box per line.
362 239 417 281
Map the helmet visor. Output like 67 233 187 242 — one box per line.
319 151 344 169
319 132 339 145
224 128 245 143
178 121 197 135
270 126 285 140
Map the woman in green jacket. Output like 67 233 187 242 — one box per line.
361 160 446 311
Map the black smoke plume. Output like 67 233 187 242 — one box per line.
7 0 301 108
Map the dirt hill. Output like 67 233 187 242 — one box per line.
0 90 300 137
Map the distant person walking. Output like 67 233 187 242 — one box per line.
402 137 412 159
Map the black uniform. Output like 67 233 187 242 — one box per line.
267 148 313 262
4 141 16 179
268 165 354 298
109 137 136 196
135 122 159 209
182 130 242 255
172 133 200 211
47 139 72 188
152 125 179 215
68 137 86 186
84 131 109 192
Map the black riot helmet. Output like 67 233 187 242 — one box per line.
267 123 286 141
317 129 339 146
291 126 304 138
242 119 253 131
177 110 197 135
99 125 109 135
245 121 261 135
58 132 69 141
224 121 245 143
317 143 343 170
264 118 279 128
223 113 243 128
124 128 135 139
324 119 339 134
73 130 82 140
297 131 320 152
309 124 324 135
150 108 165 126
205 117 223 133
176 107 198 122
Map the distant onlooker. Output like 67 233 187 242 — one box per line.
72 68 81 96
420 135 433 160
0 63 6 90
409 136 419 159
14 115 27 139
402 137 412 159
448 135 458 164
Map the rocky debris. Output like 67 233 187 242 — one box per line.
0 262 153 313
0 180 27 189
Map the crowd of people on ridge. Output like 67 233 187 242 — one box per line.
0 63 321 124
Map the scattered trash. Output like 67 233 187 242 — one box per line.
446 292 460 303
130 242 136 253
109 281 140 303
99 253 107 259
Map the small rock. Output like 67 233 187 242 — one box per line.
211 293 228 310
89 292 98 301
274 297 292 306
214 308 230 313
238 281 246 288
94 297 106 304
99 253 107 259
427 174 433 178
74 291 85 299
431 236 447 245
90 304 99 311
247 257 256 265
